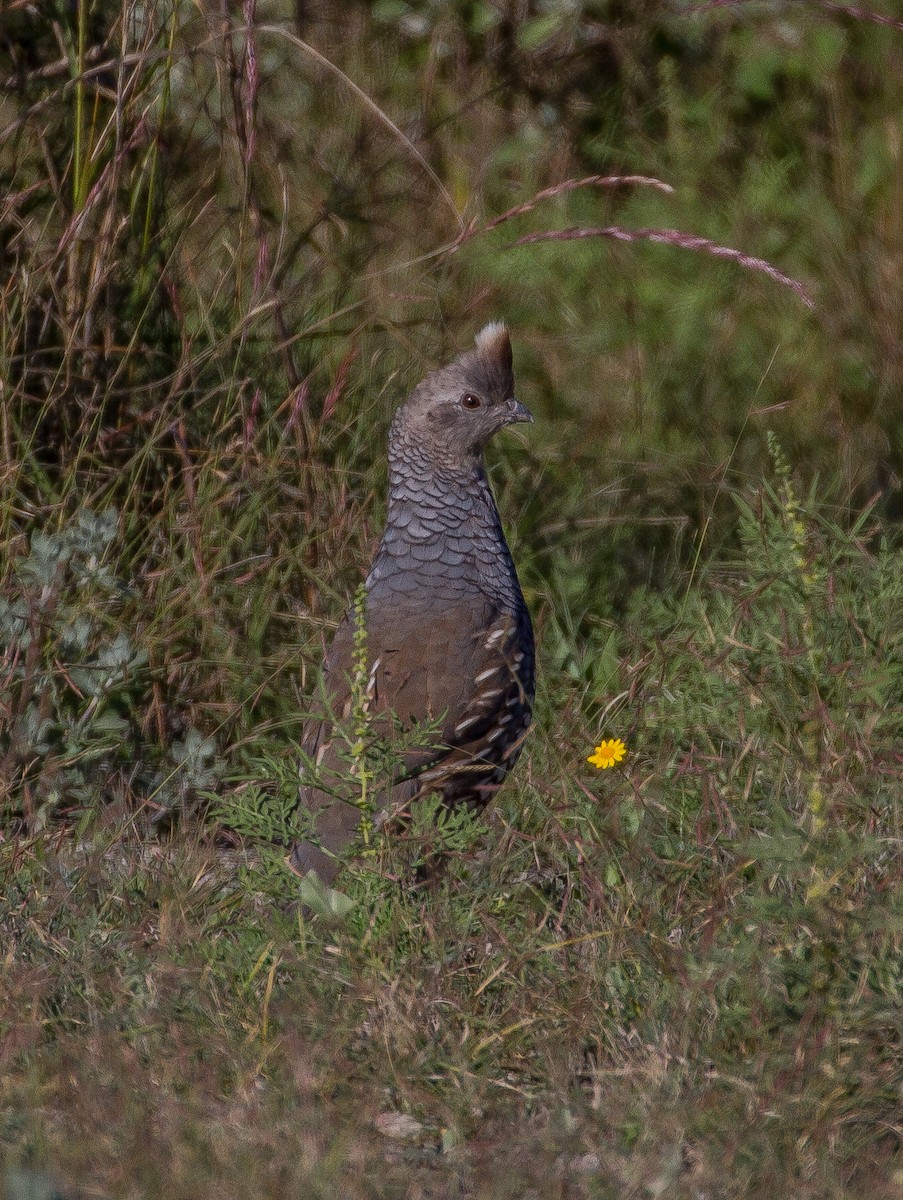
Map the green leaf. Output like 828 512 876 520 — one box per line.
466 4 498 35
516 13 568 52
373 0 410 22
296 870 356 920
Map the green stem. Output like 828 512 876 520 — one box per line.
73 0 87 212
141 6 178 260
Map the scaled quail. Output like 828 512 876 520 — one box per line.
289 323 534 885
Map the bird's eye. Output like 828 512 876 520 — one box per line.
461 393 482 409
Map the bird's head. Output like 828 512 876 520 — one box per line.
392 323 533 466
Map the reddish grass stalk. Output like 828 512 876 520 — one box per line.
242 0 259 173
682 0 903 34
481 175 675 234
322 347 359 421
448 175 813 307
511 225 815 309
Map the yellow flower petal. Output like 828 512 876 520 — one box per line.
587 738 627 770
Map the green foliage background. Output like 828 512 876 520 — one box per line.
1 2 902 1197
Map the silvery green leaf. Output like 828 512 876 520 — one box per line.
21 530 70 585
96 631 136 671
68 666 103 697
69 507 118 557
0 598 31 652
59 616 92 654
3 1164 67 1200
170 728 224 789
16 704 55 753
296 870 355 920
91 711 129 736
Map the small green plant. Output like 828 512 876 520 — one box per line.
764 430 825 833
0 509 143 824
218 588 477 919
348 581 377 844
0 508 224 826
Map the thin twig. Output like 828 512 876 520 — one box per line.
256 23 464 232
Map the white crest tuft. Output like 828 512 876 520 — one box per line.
474 321 509 356
473 321 512 375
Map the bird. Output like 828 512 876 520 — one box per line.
288 322 535 886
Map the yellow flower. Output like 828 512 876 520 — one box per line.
587 738 627 770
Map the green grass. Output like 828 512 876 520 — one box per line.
2 2 903 1197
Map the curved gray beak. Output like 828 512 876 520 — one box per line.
505 398 534 425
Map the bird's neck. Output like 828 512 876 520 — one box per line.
368 437 522 607
386 439 497 524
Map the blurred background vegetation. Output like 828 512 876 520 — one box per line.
1 2 902 1197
